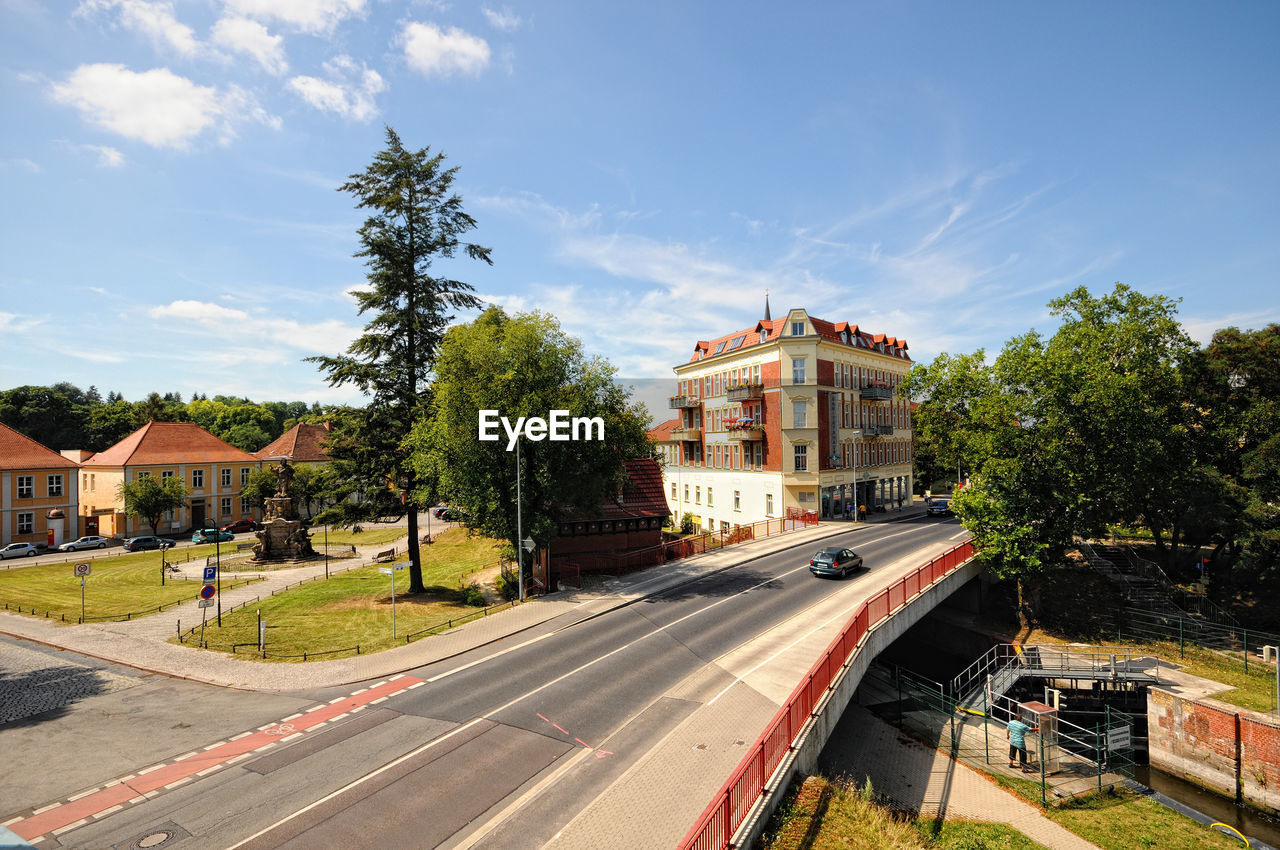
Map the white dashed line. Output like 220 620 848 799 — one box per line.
226 753 253 765
406 681 425 690
51 818 87 835
165 777 194 790
281 732 303 743
281 713 302 722
93 805 124 819
203 741 227 750
67 788 101 802
331 713 349 722
173 751 199 762
31 803 61 816
2 816 22 827
230 731 253 741
370 697 387 705
136 764 165 775
196 765 223 777
329 696 346 704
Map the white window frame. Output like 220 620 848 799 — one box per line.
221 468 232 487
791 321 805 336
792 357 806 385
16 475 33 499
192 469 204 488
221 497 232 517
766 494 775 516
47 474 63 497
17 512 34 534
794 444 808 472
793 400 806 428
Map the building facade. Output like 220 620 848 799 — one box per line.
78 421 263 537
0 423 80 547
663 307 913 531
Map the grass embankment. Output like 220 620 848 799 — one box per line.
313 527 407 547
0 546 261 620
174 527 504 660
984 773 1242 850
763 774 1046 849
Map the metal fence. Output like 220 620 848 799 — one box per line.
1119 607 1280 671
679 540 976 850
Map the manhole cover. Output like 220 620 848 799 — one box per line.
115 820 192 850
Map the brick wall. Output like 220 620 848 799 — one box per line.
1148 686 1280 815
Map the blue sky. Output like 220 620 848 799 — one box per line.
2 1 1278 418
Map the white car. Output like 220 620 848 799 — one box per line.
0 543 45 559
58 536 110 552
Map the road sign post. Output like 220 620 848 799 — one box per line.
74 563 90 622
380 565 404 638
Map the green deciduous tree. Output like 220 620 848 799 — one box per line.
307 127 491 594
119 475 189 536
409 307 652 583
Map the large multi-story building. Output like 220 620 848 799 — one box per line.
78 421 263 537
0 422 80 547
662 305 914 531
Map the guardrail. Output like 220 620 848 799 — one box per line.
680 540 976 850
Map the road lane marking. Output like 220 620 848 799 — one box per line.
8 675 422 843
426 632 555 682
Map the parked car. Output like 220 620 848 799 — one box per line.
58 536 110 551
809 547 864 578
927 499 952 517
123 536 172 552
0 542 46 560
192 529 235 544
220 519 258 534
432 506 450 519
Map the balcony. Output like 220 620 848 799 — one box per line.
669 395 702 409
671 427 702 441
860 384 893 401
726 383 764 402
859 426 879 438
726 425 764 441
876 424 895 436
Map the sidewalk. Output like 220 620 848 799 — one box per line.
0 520 861 692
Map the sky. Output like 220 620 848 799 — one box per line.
2 1 1278 422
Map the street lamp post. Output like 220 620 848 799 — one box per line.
516 438 524 602
324 521 329 580
203 523 222 626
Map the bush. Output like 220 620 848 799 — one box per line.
457 579 485 607
495 561 520 601
680 514 695 535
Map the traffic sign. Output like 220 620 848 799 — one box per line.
1107 725 1131 751
202 566 217 582
379 567 393 576
198 599 215 608
522 537 535 552
199 584 216 600
73 563 91 577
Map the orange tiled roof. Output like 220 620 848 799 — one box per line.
686 312 909 364
255 422 333 463
84 421 260 466
0 423 80 471
647 418 682 442
600 458 671 520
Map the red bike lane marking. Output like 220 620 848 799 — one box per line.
11 676 424 842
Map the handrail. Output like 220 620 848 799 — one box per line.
679 540 976 850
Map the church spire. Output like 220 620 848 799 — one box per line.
764 289 772 321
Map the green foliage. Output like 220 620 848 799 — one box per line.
118 474 189 535
680 513 696 535
411 306 652 566
307 127 490 594
495 562 520 601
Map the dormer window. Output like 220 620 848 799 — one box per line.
759 329 768 344
791 321 805 336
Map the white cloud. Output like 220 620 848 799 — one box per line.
77 0 201 56
482 6 520 32
0 157 41 172
212 16 287 75
0 312 19 331
64 347 126 363
400 21 490 77
220 0 366 36
147 299 361 353
85 144 125 167
50 64 279 148
287 55 385 122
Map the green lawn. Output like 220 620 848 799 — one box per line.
174 527 504 660
0 546 261 620
312 527 408 547
763 774 1047 849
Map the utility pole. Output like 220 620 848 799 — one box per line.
516 437 524 602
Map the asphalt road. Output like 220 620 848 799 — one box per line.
7 516 965 849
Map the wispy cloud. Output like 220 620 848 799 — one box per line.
0 157 41 172
77 0 201 56
220 0 366 36
288 55 385 122
399 21 490 77
212 15 288 75
146 299 362 353
482 6 521 32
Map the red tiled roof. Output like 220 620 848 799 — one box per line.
600 458 671 519
255 422 333 462
0 423 80 471
647 418 682 442
84 421 260 466
685 311 909 364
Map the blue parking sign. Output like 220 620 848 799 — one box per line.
203 566 217 582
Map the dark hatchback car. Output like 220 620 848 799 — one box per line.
927 499 952 517
122 536 173 552
809 547 864 578
221 518 258 534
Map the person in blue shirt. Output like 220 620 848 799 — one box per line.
1007 717 1034 771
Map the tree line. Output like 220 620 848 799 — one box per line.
907 284 1279 612
0 384 333 454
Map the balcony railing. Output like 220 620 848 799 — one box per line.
726 425 764 441
726 383 764 402
669 395 701 409
860 384 893 401
671 427 702 441
859 426 879 438
876 424 894 436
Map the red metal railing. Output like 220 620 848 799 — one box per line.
679 540 976 850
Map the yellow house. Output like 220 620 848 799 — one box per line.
0 423 80 547
79 421 263 537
